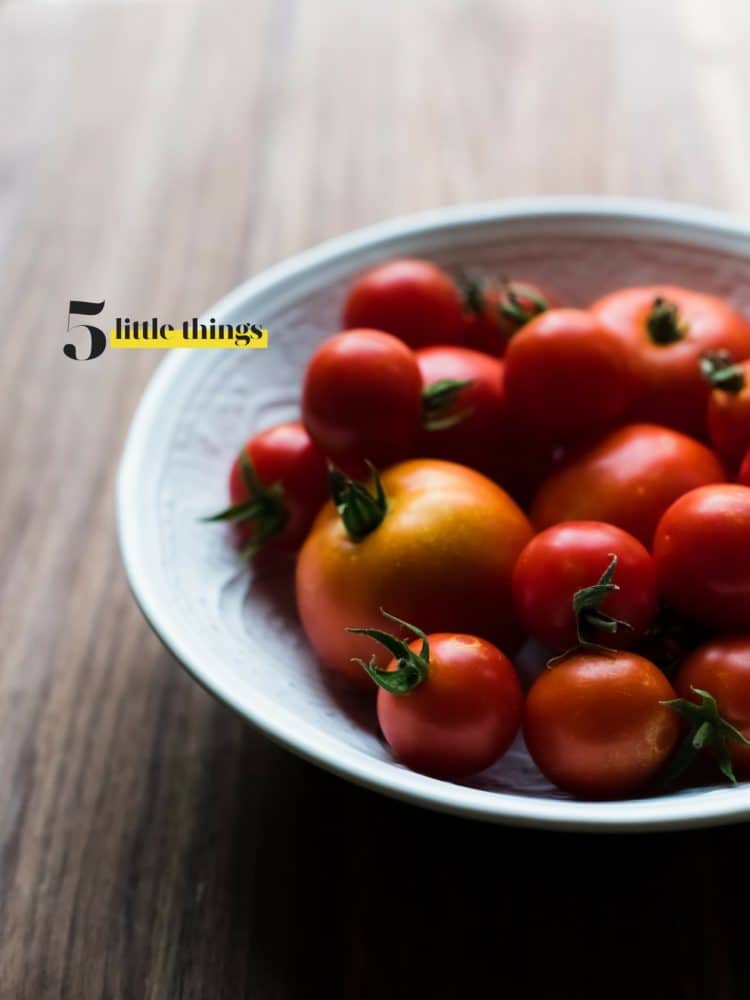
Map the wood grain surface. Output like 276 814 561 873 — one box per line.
2 1 750 997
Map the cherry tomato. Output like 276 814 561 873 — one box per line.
348 612 522 778
415 346 510 478
512 522 659 653
523 651 680 798
590 285 750 438
653 484 750 631
672 637 750 780
740 450 750 487
702 353 750 470
301 329 421 471
462 277 552 357
503 308 635 438
205 421 328 556
531 423 726 546
342 259 466 349
295 460 533 687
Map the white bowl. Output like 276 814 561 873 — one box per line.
118 196 750 832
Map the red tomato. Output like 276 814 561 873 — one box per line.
342 259 466 349
296 460 533 687
349 613 522 778
462 278 552 357
653 484 750 631
702 353 750 469
673 637 750 780
531 423 726 546
512 522 659 653
503 309 635 437
590 285 750 438
205 421 328 556
301 329 421 471
415 346 510 478
523 651 680 798
740 450 750 487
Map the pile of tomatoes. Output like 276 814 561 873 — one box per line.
207 258 750 800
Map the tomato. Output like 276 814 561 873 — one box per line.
741 450 750 487
462 277 551 357
342 259 466 349
301 329 421 471
415 346 510 478
204 421 328 556
653 484 750 631
672 637 750 781
702 352 750 470
512 522 658 653
348 612 522 778
503 308 635 437
295 460 533 687
531 423 726 546
590 285 750 438
523 651 680 798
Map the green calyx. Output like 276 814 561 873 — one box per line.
328 462 387 541
455 272 485 316
661 688 750 785
498 280 548 329
202 447 288 557
646 296 687 345
422 378 475 431
700 350 746 395
346 609 430 695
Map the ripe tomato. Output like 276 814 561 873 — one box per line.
671 637 750 781
740 450 750 486
503 308 634 437
342 259 466 349
653 484 750 631
462 277 551 357
348 612 522 778
523 651 680 798
301 329 421 471
702 352 750 469
590 285 750 438
531 423 726 546
295 460 533 687
512 522 659 653
204 421 328 556
415 346 509 478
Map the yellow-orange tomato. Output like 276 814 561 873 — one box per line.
295 460 533 688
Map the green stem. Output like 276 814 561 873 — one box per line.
328 462 387 541
661 687 750 785
498 279 549 329
646 297 687 345
346 609 430 694
422 378 474 431
700 351 746 395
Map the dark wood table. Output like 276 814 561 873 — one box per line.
2 1 750 996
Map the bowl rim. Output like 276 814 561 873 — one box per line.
117 195 750 832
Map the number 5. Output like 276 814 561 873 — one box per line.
64 300 107 360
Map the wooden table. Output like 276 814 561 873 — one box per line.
2 1 749 996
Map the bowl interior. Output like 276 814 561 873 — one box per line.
119 201 750 829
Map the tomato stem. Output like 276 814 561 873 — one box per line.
661 687 750 785
498 279 548 329
328 462 387 541
201 447 288 557
573 553 634 645
646 297 686 345
700 350 746 395
422 378 475 431
347 609 430 695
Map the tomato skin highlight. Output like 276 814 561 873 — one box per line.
295 459 533 688
512 521 659 652
375 633 523 778
707 358 750 469
227 422 328 553
523 652 680 798
342 259 466 349
503 308 635 438
590 285 750 438
531 423 726 547
653 484 750 632
301 329 422 471
674 636 750 778
415 346 509 478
